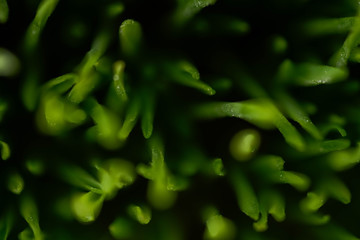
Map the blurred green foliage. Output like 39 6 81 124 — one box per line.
1 0 360 239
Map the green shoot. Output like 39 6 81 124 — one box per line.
301 176 351 212
302 17 355 36
165 61 216 95
89 99 122 149
211 158 225 176
113 61 128 102
68 33 110 103
106 3 124 18
36 92 86 135
24 0 59 53
119 19 142 58
118 95 141 142
20 195 44 240
278 60 348 86
305 139 350 156
167 175 189 191
229 129 261 161
300 192 327 213
141 88 155 139
204 213 236 240
0 48 20 77
194 99 305 151
138 135 177 210
174 0 217 26
95 158 136 199
271 35 288 54
231 168 259 221
274 89 322 140
42 74 77 94
25 159 45 176
109 217 134 239
7 172 24 195
254 189 286 231
71 191 105 223
327 142 360 171
330 8 360 67
293 210 330 226
0 210 14 240
0 140 10 160
58 164 103 194
252 155 310 191
127 204 152 224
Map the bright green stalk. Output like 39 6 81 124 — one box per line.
67 32 110 103
194 99 305 151
231 168 259 221
330 9 360 67
22 0 59 111
24 0 59 52
166 61 216 95
118 95 141 142
274 89 322 140
20 195 44 240
0 140 10 160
